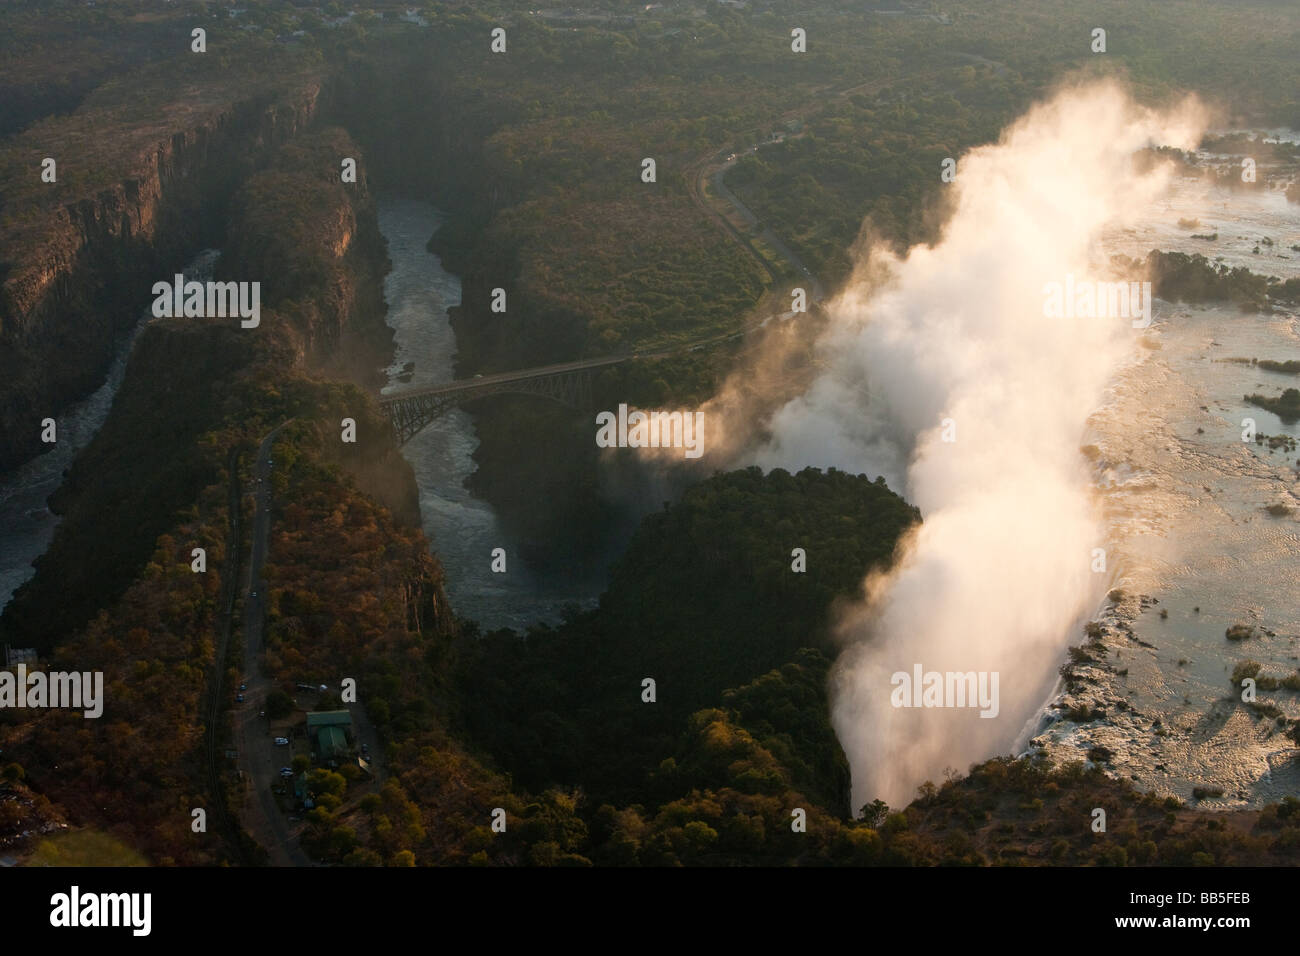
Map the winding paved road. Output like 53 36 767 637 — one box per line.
684 66 953 301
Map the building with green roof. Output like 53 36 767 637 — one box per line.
307 710 352 767
315 725 348 764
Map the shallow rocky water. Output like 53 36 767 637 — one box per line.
1029 166 1300 807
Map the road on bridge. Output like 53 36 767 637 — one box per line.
381 353 631 401
379 300 809 409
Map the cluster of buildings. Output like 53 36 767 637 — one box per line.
289 708 372 810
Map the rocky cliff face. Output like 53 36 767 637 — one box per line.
215 123 425 530
0 112 438 652
326 41 610 558
216 123 392 382
0 81 326 472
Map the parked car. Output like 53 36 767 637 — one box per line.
274 737 290 746
239 683 247 691
279 767 293 777
235 694 245 703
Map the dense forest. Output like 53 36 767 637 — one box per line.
454 466 919 806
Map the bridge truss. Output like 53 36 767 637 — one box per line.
379 366 597 446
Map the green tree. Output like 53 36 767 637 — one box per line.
860 799 890 828
267 690 294 719
307 769 348 798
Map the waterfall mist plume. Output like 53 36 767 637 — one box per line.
743 79 1206 811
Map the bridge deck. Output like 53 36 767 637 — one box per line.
379 353 639 405
373 308 808 444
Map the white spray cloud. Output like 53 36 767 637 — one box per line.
750 79 1206 811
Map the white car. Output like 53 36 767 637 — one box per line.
279 767 293 777
274 737 290 746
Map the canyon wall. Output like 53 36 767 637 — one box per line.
0 79 326 472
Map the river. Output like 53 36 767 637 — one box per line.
1028 158 1300 807
376 197 596 632
0 248 220 618
0 201 588 636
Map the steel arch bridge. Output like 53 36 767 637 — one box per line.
375 302 817 445
378 354 630 445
